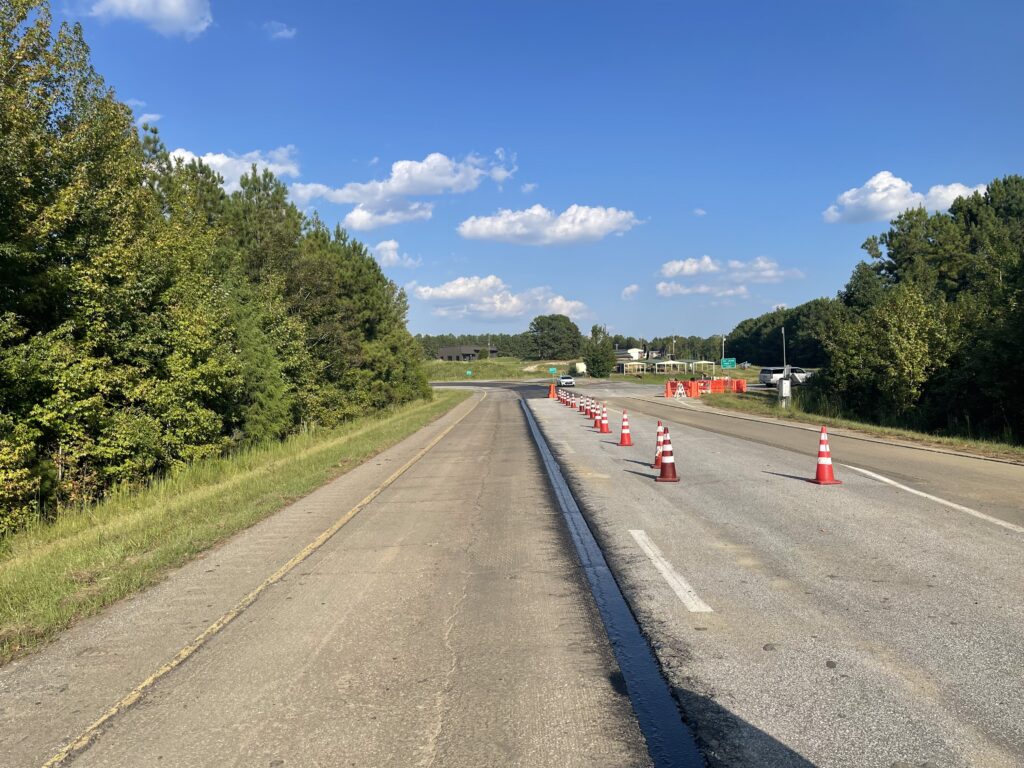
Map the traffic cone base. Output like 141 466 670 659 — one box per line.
810 425 842 485
656 427 679 482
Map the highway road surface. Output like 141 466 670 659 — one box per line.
531 382 1024 767
1 380 1022 767
0 389 650 767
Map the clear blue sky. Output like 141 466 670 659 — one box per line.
71 0 1023 338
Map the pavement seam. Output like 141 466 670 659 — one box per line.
41 391 486 768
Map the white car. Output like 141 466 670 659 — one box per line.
557 375 575 387
758 366 812 386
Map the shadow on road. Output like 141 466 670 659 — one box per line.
671 686 819 768
762 470 812 483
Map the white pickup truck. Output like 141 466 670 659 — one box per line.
758 366 813 386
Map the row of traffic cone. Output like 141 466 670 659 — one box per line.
554 387 841 485
556 389 678 480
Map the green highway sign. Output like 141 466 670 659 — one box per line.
721 358 737 369
548 367 558 374
466 370 472 376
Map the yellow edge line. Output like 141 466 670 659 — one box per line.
42 390 485 767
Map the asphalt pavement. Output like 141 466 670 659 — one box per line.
530 385 1024 767
0 388 650 767
5 379 1022 768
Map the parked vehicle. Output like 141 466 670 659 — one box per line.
758 366 813 386
557 375 576 387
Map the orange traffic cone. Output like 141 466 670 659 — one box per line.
651 421 664 468
810 426 842 485
593 403 602 429
578 396 586 413
656 427 679 482
585 398 593 418
618 410 633 447
600 404 611 434
548 383 557 399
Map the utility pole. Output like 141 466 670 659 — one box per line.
721 334 726 360
781 326 787 368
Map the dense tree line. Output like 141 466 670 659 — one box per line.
416 332 534 359
722 300 837 367
725 176 1024 441
0 3 428 535
812 177 1024 439
417 314 582 360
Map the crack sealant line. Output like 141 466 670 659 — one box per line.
521 398 704 768
42 391 487 768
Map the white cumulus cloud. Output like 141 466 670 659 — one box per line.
136 112 161 126
726 256 803 284
656 282 747 299
411 275 586 320
344 202 432 230
169 145 300 193
91 0 212 38
372 240 421 269
290 151 514 230
656 282 712 297
169 145 299 192
457 203 639 245
264 20 296 39
693 208 707 216
823 171 986 223
521 182 538 194
621 284 639 300
660 255 720 277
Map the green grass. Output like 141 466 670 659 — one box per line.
0 390 471 665
700 392 1024 462
423 356 576 381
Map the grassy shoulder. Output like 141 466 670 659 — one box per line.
0 390 471 665
700 391 1024 462
424 356 576 381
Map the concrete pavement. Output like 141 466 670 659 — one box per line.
1 389 650 767
530 390 1024 767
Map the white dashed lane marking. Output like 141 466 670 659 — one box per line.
628 529 713 613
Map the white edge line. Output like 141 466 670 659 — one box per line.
841 464 1024 536
628 529 713 613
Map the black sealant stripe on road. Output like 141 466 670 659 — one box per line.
520 399 705 768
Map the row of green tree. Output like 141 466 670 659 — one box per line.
720 176 1024 441
417 314 585 360
0 4 428 535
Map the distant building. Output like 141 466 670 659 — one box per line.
437 345 499 361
